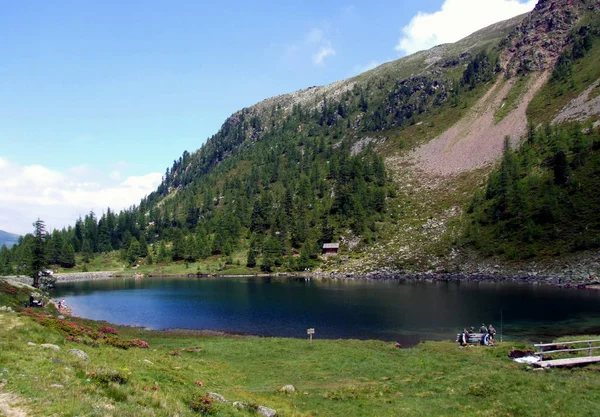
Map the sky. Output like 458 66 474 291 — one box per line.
0 0 537 235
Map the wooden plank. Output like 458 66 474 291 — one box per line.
534 339 600 347
536 356 600 368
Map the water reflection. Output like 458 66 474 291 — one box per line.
50 277 600 344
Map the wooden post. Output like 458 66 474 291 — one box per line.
589 341 593 357
307 328 315 345
500 309 503 343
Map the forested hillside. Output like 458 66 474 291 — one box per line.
2 0 600 278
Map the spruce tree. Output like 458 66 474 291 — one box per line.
29 219 47 288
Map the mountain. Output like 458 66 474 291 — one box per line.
0 230 20 248
4 0 600 278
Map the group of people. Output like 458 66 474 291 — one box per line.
457 323 497 347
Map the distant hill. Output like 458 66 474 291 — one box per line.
0 230 20 248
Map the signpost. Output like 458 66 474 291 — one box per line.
307 328 315 345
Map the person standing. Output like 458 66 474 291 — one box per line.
479 323 488 334
488 324 497 341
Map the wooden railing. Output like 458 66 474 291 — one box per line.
534 339 600 357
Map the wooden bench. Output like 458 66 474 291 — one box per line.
456 333 490 344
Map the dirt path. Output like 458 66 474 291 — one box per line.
0 391 28 417
412 72 550 175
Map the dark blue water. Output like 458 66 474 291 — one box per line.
50 277 600 344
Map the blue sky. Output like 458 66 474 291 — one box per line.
0 0 536 234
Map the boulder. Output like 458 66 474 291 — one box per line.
27 342 37 347
258 405 277 417
67 349 89 361
279 384 295 393
50 384 64 389
207 392 229 403
233 402 248 410
40 344 60 351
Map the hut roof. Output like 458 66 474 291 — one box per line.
322 243 340 249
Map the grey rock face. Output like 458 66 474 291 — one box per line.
258 405 277 417
207 392 229 403
40 343 60 351
67 349 89 361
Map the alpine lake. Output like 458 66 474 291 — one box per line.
50 276 600 346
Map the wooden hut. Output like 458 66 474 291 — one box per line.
322 242 340 256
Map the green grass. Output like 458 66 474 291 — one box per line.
4 283 600 416
495 74 530 123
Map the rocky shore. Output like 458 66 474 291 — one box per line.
9 271 116 285
4 269 599 290
306 271 600 289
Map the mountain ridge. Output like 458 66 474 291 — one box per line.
3 0 600 279
0 229 20 248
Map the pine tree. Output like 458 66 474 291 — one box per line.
60 243 76 268
29 219 47 288
139 236 149 258
127 238 141 266
157 241 170 263
171 229 185 261
82 239 93 263
246 248 257 268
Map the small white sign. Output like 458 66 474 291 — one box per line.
307 328 315 335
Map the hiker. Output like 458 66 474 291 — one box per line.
479 323 488 334
458 328 468 346
468 326 475 334
58 298 66 311
488 324 497 341
29 294 43 307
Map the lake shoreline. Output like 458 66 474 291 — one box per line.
7 270 600 290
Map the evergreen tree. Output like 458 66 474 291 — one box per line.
171 229 185 261
246 247 257 268
60 243 76 268
139 235 149 258
127 237 141 266
28 219 47 288
157 241 170 263
82 239 92 263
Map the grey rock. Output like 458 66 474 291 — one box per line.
143 359 154 365
50 384 64 389
67 349 89 361
40 343 61 351
207 392 229 403
257 405 277 417
27 342 37 347
233 401 248 410
57 315 65 320
279 384 295 393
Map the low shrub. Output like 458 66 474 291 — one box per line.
189 395 215 414
98 326 118 335
89 368 128 385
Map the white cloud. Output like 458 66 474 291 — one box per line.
395 0 536 55
286 27 337 66
306 28 325 44
313 44 336 65
0 157 161 235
